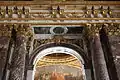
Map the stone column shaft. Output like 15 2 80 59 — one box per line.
0 37 10 80
92 35 110 80
0 25 12 80
9 36 27 80
9 25 33 80
87 24 110 80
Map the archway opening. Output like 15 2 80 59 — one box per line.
33 46 86 80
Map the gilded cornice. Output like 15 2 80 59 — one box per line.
0 1 119 6
0 24 13 37
0 2 119 25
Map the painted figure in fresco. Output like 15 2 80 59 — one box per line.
50 72 65 80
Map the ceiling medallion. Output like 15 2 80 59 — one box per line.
50 27 68 35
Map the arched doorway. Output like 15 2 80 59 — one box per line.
34 47 85 80
28 43 89 80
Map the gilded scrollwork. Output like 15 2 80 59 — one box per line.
33 36 83 50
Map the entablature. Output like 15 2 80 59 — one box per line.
0 1 119 24
0 1 120 37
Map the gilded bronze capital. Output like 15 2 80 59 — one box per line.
86 24 102 37
0 24 13 37
14 24 33 38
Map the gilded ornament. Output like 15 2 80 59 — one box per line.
24 9 30 18
86 24 103 37
105 23 120 36
0 9 5 18
18 9 22 18
107 6 112 16
59 9 64 15
85 23 120 36
0 24 13 37
8 9 13 18
14 24 33 38
86 10 91 15
93 10 98 15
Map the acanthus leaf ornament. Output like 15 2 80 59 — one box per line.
14 24 33 38
0 24 13 37
103 23 120 36
86 24 102 38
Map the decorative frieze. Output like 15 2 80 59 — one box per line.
84 6 113 18
0 3 119 24
33 37 84 49
0 6 30 18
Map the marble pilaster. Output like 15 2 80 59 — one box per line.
87 24 110 80
108 35 120 80
92 34 110 80
9 25 33 80
0 25 12 80
104 23 120 80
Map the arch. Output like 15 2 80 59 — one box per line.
29 43 89 67
34 46 84 66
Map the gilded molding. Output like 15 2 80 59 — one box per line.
0 24 13 37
